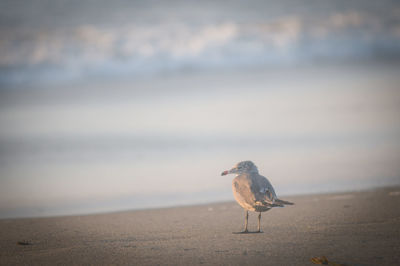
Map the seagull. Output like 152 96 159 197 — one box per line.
221 160 293 233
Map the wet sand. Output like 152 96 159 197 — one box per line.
1 187 400 265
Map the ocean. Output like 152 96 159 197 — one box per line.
0 0 400 218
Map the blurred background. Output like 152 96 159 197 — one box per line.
1 0 400 218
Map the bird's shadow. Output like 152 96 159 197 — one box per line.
232 231 263 234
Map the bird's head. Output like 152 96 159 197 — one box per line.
221 160 258 176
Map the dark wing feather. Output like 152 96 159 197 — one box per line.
250 173 277 205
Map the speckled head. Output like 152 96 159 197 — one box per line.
221 160 259 176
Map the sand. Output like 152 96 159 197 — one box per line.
1 187 400 265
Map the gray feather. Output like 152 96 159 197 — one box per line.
231 166 293 212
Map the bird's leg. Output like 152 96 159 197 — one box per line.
233 210 250 234
233 210 264 234
243 210 249 233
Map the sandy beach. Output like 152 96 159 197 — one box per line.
1 186 399 265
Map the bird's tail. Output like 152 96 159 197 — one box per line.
274 198 294 206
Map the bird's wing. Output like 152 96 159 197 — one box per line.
251 173 278 205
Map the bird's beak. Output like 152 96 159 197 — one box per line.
221 170 229 176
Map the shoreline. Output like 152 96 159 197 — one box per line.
2 184 399 221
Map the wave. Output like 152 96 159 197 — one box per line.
1 5 400 85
